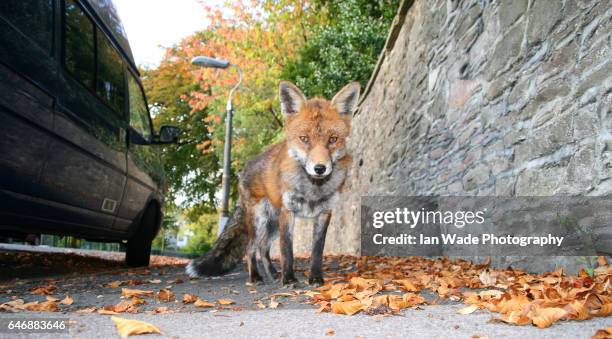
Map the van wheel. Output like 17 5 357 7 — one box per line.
126 205 159 267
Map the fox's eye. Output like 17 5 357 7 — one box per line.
328 136 338 144
299 136 309 144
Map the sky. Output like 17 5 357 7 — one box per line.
113 0 223 68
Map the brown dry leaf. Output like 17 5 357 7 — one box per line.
331 300 363 315
492 310 532 326
592 327 612 339
25 300 59 312
326 328 335 336
148 279 162 284
101 300 138 314
269 298 280 309
563 300 590 320
457 305 479 315
255 301 266 309
121 288 154 298
194 298 215 308
30 285 57 295
597 256 608 267
337 294 355 302
479 270 496 287
150 307 170 314
217 299 235 305
393 279 419 292
157 289 176 302
131 297 146 306
98 309 120 315
182 294 198 304
60 295 74 305
76 307 97 313
529 307 567 329
46 296 59 302
595 303 612 317
110 316 161 338
493 293 531 314
479 290 504 300
105 281 123 289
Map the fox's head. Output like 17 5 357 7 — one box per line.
279 81 360 179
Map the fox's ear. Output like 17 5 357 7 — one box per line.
331 82 360 116
279 81 306 115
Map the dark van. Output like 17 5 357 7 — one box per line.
0 0 179 266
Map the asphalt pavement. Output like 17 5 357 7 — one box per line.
0 244 609 339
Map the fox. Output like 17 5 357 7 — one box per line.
186 80 360 286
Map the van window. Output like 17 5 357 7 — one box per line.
97 28 125 114
64 0 95 89
128 74 152 141
0 0 54 52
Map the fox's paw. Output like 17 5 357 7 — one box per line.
308 276 324 287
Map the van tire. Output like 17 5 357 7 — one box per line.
126 205 159 267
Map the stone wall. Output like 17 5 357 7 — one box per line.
291 0 612 272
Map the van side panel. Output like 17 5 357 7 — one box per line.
0 2 56 201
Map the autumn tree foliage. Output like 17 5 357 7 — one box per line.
143 0 398 232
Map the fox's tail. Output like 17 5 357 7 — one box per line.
185 205 247 277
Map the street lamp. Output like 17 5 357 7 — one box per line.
191 56 242 237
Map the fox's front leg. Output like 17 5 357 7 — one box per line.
279 208 297 285
309 211 331 286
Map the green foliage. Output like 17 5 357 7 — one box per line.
282 0 400 98
181 213 217 255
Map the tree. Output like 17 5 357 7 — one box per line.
282 0 400 98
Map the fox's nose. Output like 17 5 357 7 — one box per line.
314 164 327 175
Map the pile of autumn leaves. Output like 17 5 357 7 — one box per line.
306 255 611 329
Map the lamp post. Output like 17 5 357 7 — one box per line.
191 56 242 237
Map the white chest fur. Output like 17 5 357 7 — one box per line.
281 168 346 218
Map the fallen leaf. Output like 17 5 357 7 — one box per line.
131 297 146 306
326 328 335 336
331 300 363 315
25 300 59 312
269 298 280 309
393 279 419 292
30 285 57 295
149 307 169 314
157 289 176 302
597 256 608 267
479 269 496 287
529 307 567 329
592 327 612 339
217 299 235 305
254 301 266 309
457 305 479 315
121 288 153 298
105 281 122 289
60 296 74 305
491 310 532 326
110 316 161 338
182 294 198 304
194 298 215 308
